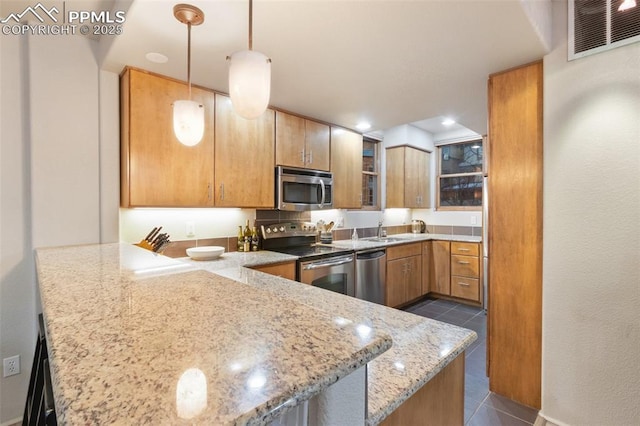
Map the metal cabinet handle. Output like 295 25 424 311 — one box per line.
220 183 224 200
308 150 313 164
303 256 354 270
458 248 470 252
458 261 471 265
301 149 306 164
458 282 471 287
207 183 212 201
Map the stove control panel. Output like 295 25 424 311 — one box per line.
261 222 317 239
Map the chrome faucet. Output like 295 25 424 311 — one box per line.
377 221 384 238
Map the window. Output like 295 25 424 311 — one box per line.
361 137 380 210
437 139 483 210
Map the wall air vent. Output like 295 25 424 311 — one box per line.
569 0 640 60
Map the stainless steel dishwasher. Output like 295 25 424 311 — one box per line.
355 249 386 305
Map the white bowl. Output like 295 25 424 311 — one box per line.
186 246 225 260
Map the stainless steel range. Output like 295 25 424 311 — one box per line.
261 222 355 297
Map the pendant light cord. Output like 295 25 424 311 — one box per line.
187 21 192 99
248 0 253 50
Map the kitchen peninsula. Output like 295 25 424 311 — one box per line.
36 243 476 425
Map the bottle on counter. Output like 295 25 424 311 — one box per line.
351 228 359 241
237 226 244 252
251 226 259 251
243 220 251 252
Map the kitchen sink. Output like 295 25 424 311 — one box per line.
361 237 404 243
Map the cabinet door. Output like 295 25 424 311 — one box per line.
331 128 363 209
386 258 407 307
404 148 422 208
421 241 432 296
251 262 296 281
305 120 330 171
275 111 305 168
431 240 451 295
404 147 430 208
406 255 423 302
417 149 431 208
214 94 275 208
385 147 405 208
122 68 215 207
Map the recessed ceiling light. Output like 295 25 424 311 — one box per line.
618 0 636 10
145 52 168 64
441 118 456 126
356 122 371 131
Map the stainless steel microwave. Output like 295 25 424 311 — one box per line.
276 166 333 211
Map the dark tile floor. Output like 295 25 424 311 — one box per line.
404 297 539 425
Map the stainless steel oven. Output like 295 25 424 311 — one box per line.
261 222 354 297
299 254 355 297
276 166 333 211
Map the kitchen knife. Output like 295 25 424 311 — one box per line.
144 227 158 242
148 227 162 242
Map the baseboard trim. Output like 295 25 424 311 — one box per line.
535 412 571 426
0 417 22 426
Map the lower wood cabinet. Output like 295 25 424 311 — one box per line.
426 240 482 305
450 242 481 303
250 261 296 281
430 241 451 295
386 243 422 307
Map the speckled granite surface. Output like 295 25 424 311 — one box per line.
325 232 481 251
190 257 477 424
182 250 298 269
36 243 392 425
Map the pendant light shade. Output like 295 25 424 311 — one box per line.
173 4 205 146
228 0 271 120
228 50 271 119
173 100 205 146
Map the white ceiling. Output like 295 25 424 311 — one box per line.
99 0 550 135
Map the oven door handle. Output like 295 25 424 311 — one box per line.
318 179 326 209
303 256 353 270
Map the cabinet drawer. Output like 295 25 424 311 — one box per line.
387 243 422 261
451 255 479 277
451 242 479 256
451 276 480 301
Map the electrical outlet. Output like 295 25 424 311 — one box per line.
3 355 20 377
186 221 196 237
471 216 478 225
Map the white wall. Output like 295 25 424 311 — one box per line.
119 208 255 243
0 30 37 424
541 1 640 425
0 30 108 422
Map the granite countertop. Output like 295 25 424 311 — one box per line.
326 232 482 251
35 243 392 425
188 250 478 424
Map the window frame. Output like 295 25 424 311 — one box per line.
436 138 484 211
361 137 381 211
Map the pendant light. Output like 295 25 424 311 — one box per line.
227 0 271 120
173 4 205 146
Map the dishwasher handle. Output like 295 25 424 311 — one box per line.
356 250 386 260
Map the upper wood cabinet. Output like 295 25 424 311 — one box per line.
331 128 363 209
120 68 215 207
275 111 330 171
214 94 275 208
385 145 431 208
